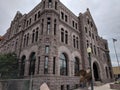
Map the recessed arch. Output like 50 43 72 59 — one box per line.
74 57 80 76
60 53 68 76
20 55 26 76
93 62 100 81
29 52 36 75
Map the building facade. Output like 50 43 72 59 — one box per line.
0 0 114 90
113 66 120 79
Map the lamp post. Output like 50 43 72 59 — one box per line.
29 73 33 90
87 47 94 90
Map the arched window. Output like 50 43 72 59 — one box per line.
23 35 26 47
65 31 68 44
20 55 26 76
35 28 39 42
73 35 75 48
74 57 80 76
60 53 68 75
87 40 89 48
26 33 29 46
61 28 64 42
29 52 36 75
94 45 96 55
76 37 79 49
54 19 56 35
85 27 87 33
32 30 35 43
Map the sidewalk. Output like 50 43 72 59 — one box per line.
74 83 114 90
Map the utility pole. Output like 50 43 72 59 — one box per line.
113 38 120 74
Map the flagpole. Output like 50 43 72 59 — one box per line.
113 38 120 74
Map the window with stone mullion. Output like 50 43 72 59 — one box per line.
60 53 67 75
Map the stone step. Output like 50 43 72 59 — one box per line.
94 81 104 86
73 87 89 90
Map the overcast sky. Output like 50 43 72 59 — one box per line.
0 0 120 67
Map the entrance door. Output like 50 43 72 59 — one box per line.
93 62 100 81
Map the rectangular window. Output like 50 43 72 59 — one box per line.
41 19 44 34
85 27 87 33
55 1 57 10
45 45 49 54
54 23 56 35
48 0 52 8
94 45 96 55
90 43 93 53
29 18 31 25
43 1 45 8
65 31 68 44
44 56 49 74
61 12 64 20
76 37 79 49
92 33 94 39
26 20 29 27
47 22 50 34
53 57 56 74
47 18 51 35
34 14 37 21
89 31 91 37
72 21 74 27
65 15 68 22
75 23 77 29
38 11 40 18
61 31 64 42
73 36 76 48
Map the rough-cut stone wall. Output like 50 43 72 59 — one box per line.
0 79 30 90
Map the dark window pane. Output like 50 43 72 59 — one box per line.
60 53 67 75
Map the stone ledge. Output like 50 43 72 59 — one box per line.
110 84 120 89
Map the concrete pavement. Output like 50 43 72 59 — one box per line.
74 83 115 90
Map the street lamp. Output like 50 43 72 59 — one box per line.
87 47 94 90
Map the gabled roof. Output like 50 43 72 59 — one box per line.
13 11 22 21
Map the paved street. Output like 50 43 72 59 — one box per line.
74 83 115 90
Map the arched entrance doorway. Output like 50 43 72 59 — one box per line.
20 55 26 76
93 62 100 81
29 52 36 75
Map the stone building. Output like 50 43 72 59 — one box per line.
0 0 114 90
113 66 120 79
